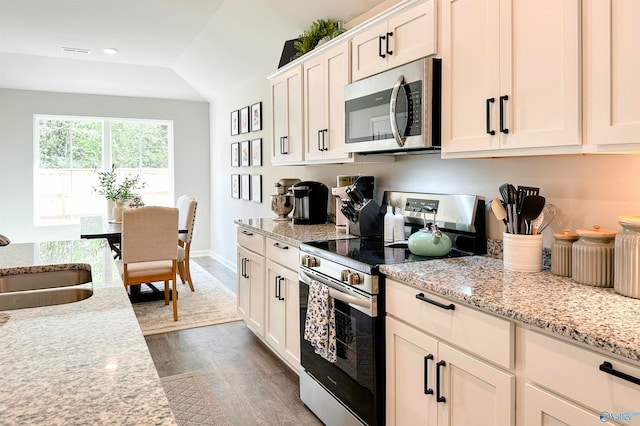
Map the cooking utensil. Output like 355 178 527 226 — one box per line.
491 197 509 232
531 212 543 235
537 203 557 233
516 186 540 233
498 183 514 233
508 184 518 234
519 195 545 234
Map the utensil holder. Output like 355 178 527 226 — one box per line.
503 233 543 272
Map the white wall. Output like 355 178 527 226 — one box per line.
210 76 640 269
0 88 211 251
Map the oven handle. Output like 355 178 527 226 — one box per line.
299 269 374 314
390 74 407 148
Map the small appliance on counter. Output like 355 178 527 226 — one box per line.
270 178 301 221
332 175 359 232
291 181 329 224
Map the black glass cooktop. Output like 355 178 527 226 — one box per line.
300 236 473 275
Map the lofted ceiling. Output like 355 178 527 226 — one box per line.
0 0 389 102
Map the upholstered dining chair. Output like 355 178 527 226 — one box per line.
176 195 198 291
117 206 179 321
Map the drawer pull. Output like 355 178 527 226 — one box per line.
599 361 640 386
241 230 254 236
424 354 434 395
416 293 455 310
273 242 289 250
436 360 446 403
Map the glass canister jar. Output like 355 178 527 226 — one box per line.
614 215 640 299
551 229 578 277
572 225 616 287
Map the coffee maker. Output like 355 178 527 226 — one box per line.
291 181 329 224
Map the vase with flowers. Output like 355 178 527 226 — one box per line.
94 164 146 222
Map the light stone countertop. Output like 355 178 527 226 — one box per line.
237 218 640 364
380 256 640 363
235 217 354 247
0 240 176 425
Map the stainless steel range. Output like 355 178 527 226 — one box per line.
298 192 486 426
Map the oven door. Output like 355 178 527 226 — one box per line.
299 267 384 426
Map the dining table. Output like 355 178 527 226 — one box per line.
80 215 187 303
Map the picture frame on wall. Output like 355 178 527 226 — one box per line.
231 142 239 167
251 174 262 203
251 138 262 167
240 140 250 167
241 174 251 200
231 174 240 199
231 110 239 136
240 106 250 134
251 102 262 132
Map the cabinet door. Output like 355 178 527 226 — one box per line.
237 247 250 321
323 42 351 161
245 248 265 336
523 384 622 426
280 265 300 371
441 0 500 153
351 20 389 81
386 0 437 70
587 0 640 148
386 316 438 426
265 260 285 350
271 75 288 163
303 54 326 161
500 0 581 150
437 342 514 426
285 66 304 163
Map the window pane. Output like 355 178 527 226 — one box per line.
112 121 169 168
71 121 102 169
38 120 71 168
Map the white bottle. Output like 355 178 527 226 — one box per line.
384 204 394 242
393 204 405 242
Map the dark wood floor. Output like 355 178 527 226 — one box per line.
145 257 322 426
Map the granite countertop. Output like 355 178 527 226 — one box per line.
0 240 176 425
235 217 354 247
380 256 640 363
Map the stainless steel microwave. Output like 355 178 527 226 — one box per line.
344 57 441 154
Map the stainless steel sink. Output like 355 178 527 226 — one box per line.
0 266 93 311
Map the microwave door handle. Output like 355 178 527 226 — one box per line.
390 74 407 147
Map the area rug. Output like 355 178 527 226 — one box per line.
161 370 232 426
133 262 241 336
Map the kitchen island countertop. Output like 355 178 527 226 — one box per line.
0 239 176 425
236 217 640 364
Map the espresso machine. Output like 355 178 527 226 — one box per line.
291 181 329 224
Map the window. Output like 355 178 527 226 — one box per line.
34 115 173 225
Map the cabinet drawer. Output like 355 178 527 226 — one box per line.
237 227 265 255
266 237 298 270
386 279 514 370
526 329 640 415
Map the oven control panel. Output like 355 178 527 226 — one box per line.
405 198 439 213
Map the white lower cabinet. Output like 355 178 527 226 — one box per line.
523 329 640 426
237 245 265 336
265 259 300 371
386 279 515 426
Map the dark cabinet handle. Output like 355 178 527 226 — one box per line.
317 130 322 151
322 129 328 151
424 354 434 395
599 361 640 386
386 32 393 55
275 275 281 299
486 98 495 135
279 136 284 155
273 242 289 250
379 35 386 58
282 136 289 154
499 95 509 134
416 293 455 310
241 258 248 278
241 230 254 236
436 360 446 403
278 277 285 301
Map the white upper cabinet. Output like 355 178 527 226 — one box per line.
270 65 304 164
584 0 640 151
351 0 436 81
303 42 351 162
441 0 582 157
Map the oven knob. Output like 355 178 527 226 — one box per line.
302 255 319 267
348 272 362 285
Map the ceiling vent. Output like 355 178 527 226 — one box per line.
61 47 91 54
